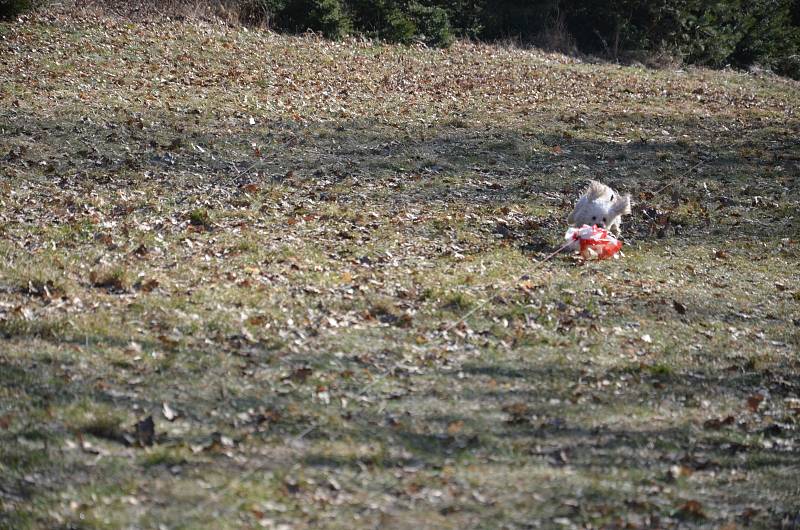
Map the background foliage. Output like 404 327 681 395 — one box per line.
3 0 800 76
0 0 33 20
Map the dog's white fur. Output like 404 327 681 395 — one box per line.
567 181 631 235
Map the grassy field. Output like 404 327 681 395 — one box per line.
1 4 799 529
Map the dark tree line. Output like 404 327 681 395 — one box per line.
245 0 800 77
4 0 800 78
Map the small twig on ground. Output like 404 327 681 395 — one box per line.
294 424 317 442
652 151 722 196
235 159 261 178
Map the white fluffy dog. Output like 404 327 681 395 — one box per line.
567 181 631 235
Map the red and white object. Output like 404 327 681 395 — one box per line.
565 225 623 260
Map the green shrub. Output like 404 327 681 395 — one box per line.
347 0 453 46
777 53 800 79
430 0 483 39
384 5 417 43
239 0 352 38
234 0 800 77
277 0 352 38
558 0 800 78
725 0 800 75
660 0 800 77
675 1 765 67
408 2 453 46
348 0 413 43
478 0 556 42
238 0 286 27
0 0 33 20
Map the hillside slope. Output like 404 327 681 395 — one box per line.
1 7 799 529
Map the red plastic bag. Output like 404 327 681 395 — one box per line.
565 225 623 260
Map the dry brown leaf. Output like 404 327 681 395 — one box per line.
703 415 735 429
447 420 464 435
746 394 765 412
675 499 706 520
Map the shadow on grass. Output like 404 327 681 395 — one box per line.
2 101 799 526
2 108 798 243
291 357 799 522
2 326 799 526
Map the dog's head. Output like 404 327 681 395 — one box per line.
567 181 631 229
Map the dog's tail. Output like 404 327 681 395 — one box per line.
611 193 632 217
586 180 610 201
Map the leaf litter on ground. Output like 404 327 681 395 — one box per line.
0 4 799 529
